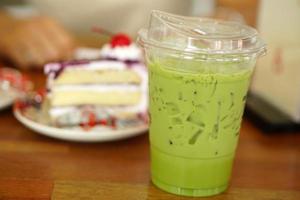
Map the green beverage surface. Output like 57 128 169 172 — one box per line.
149 60 253 193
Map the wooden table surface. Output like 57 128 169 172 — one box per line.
0 71 300 200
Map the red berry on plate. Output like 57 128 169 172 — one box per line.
110 33 131 48
88 112 96 127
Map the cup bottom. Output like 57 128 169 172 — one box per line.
151 146 234 197
152 176 228 197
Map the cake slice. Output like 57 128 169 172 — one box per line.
46 60 144 107
44 34 148 127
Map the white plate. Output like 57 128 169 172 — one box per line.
13 91 148 142
14 107 148 142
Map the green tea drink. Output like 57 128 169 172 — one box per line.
149 60 253 196
138 10 266 197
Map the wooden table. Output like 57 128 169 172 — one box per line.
0 71 300 200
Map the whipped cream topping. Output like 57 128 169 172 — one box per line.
64 60 127 71
100 43 143 61
45 60 126 74
74 47 101 60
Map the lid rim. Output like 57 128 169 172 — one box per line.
137 30 266 57
151 10 258 40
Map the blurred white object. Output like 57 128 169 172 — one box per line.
191 0 215 16
191 0 245 24
0 89 18 110
27 0 194 36
4 5 38 19
251 0 300 121
0 68 33 111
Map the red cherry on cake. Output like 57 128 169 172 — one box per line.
110 33 132 48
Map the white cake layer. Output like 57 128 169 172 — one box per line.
54 70 141 85
51 84 140 92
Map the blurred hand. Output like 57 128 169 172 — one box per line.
0 16 75 69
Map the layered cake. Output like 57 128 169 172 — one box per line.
44 34 147 127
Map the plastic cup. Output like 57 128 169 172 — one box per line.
138 10 266 197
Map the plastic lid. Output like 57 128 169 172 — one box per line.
138 10 266 57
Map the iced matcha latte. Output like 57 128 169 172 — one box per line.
149 60 252 196
138 11 266 197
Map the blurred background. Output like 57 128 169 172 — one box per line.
0 0 258 43
0 0 299 130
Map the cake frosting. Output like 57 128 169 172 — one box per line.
45 60 127 75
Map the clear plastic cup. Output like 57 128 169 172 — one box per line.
138 10 266 197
